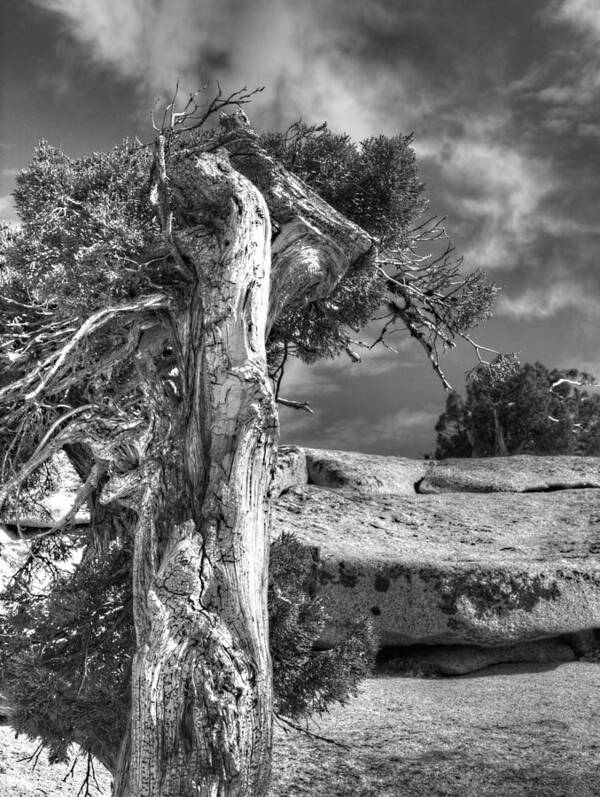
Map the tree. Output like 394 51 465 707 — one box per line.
434 391 472 459
434 357 600 458
0 86 496 795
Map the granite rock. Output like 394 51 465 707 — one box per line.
304 448 428 495
272 450 600 652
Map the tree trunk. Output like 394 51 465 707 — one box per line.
111 120 374 795
492 406 508 457
114 149 277 796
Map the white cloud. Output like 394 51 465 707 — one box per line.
416 121 558 270
31 0 428 139
553 0 600 41
34 0 236 97
496 282 600 320
538 1 600 113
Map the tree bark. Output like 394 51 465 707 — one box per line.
114 149 277 796
112 123 374 796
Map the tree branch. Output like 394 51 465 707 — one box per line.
276 397 314 413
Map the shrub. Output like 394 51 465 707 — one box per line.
0 532 376 766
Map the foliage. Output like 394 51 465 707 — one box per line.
0 533 376 763
0 540 132 768
259 122 498 380
434 391 472 459
259 122 424 364
434 357 600 457
259 122 425 249
0 118 498 494
9 141 159 315
269 533 377 719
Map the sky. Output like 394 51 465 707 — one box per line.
1 0 599 457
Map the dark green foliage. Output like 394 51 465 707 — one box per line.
0 221 19 274
3 123 426 371
261 122 426 364
269 533 377 719
271 267 386 363
435 391 472 459
0 540 133 768
259 122 425 248
0 533 376 764
7 140 161 315
2 119 490 381
434 358 600 457
0 110 492 776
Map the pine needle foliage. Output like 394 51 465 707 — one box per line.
259 122 425 248
0 533 376 766
260 122 426 363
9 141 158 316
269 533 377 719
0 540 133 768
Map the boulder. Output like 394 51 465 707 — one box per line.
304 448 428 495
272 450 600 652
378 638 576 676
418 455 600 494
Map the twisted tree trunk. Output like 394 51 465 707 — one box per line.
114 150 277 796
111 119 374 796
0 111 375 795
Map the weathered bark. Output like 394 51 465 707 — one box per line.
113 150 277 796
112 123 374 796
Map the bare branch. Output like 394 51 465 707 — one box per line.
344 344 362 363
0 294 168 404
276 397 314 413
274 713 351 751
43 460 105 536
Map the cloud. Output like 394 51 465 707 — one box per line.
552 0 600 41
415 117 558 270
278 358 343 402
531 1 600 119
29 0 433 139
496 282 600 320
33 0 239 97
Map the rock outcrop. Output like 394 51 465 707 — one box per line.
303 448 427 495
4 446 600 676
273 447 600 669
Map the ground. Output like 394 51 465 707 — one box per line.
1 661 599 796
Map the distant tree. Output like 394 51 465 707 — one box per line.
0 85 497 796
434 357 600 458
434 391 472 459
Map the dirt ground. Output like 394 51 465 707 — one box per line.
1 661 599 796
